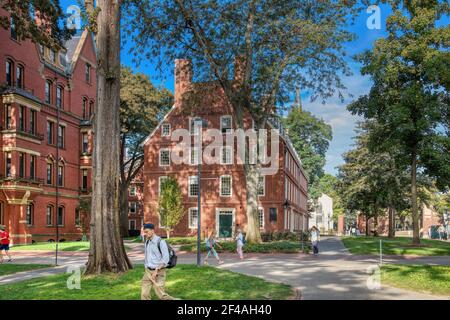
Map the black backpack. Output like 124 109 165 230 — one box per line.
157 238 177 269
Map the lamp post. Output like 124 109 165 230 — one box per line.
194 118 208 267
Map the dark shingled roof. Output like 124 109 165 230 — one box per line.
64 35 82 65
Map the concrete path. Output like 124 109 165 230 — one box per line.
1 237 449 300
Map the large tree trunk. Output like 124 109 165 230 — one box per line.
85 0 132 274
411 150 420 245
244 164 262 243
119 183 129 237
388 206 396 238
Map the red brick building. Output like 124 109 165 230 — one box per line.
142 59 309 238
127 168 144 235
0 9 95 244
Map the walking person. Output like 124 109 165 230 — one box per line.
235 227 244 260
141 223 175 300
0 225 12 263
310 226 320 255
204 230 223 265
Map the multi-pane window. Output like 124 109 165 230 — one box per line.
269 207 277 222
221 146 232 165
46 163 52 185
220 175 232 197
129 202 137 214
82 169 88 190
129 220 136 231
159 149 170 166
57 125 65 148
258 175 265 196
45 80 52 104
85 63 91 83
189 117 201 135
19 153 25 178
258 208 264 229
89 101 94 117
47 121 54 144
188 176 198 197
129 186 136 196
190 147 199 165
10 17 17 40
82 133 89 153
220 115 232 134
57 206 64 226
56 86 63 108
82 98 87 119
46 206 53 226
5 105 12 129
30 155 35 180
16 65 24 88
188 208 198 229
57 165 64 187
29 109 36 134
161 123 170 136
19 105 25 131
5 152 12 177
26 204 34 226
6 60 13 86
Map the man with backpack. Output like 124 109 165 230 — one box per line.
141 223 177 300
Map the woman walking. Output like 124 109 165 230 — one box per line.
310 226 320 255
204 230 223 265
235 228 244 260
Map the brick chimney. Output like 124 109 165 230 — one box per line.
174 59 192 106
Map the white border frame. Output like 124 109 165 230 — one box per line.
220 146 233 165
219 175 232 197
258 207 265 229
220 115 233 134
258 175 265 197
161 123 171 137
159 148 170 167
188 175 198 198
188 207 198 229
158 176 168 195
215 208 236 239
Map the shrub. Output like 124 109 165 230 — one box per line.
179 240 301 253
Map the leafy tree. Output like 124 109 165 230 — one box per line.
0 0 74 49
349 1 450 244
158 177 184 239
119 67 173 236
310 174 345 225
123 0 360 243
284 106 332 189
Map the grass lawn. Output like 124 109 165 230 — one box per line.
180 240 302 253
341 236 450 256
0 264 294 300
382 264 450 297
11 242 131 252
0 264 52 276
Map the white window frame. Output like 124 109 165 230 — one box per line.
220 175 232 197
129 185 137 196
188 207 198 229
158 176 168 195
220 146 233 165
220 115 232 134
159 148 170 166
258 207 265 229
161 123 171 136
129 201 137 214
188 176 198 197
258 175 265 196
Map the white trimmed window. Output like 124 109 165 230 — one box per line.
220 115 232 134
220 146 233 165
258 175 265 196
190 147 199 165
258 208 264 229
129 202 136 214
129 185 136 196
220 175 232 197
188 176 198 197
189 117 201 135
129 219 136 230
188 207 198 229
161 123 171 136
159 148 170 166
158 176 168 195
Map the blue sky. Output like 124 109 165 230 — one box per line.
60 2 422 176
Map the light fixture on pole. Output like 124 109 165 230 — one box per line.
194 118 208 267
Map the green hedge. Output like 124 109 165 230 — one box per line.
261 231 310 242
179 240 304 253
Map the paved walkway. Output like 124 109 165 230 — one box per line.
1 237 449 300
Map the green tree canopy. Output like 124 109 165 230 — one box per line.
158 177 184 238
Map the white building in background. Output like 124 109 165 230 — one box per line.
309 193 334 233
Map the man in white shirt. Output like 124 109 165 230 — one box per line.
141 223 174 300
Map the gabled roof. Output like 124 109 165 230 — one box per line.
140 104 177 147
